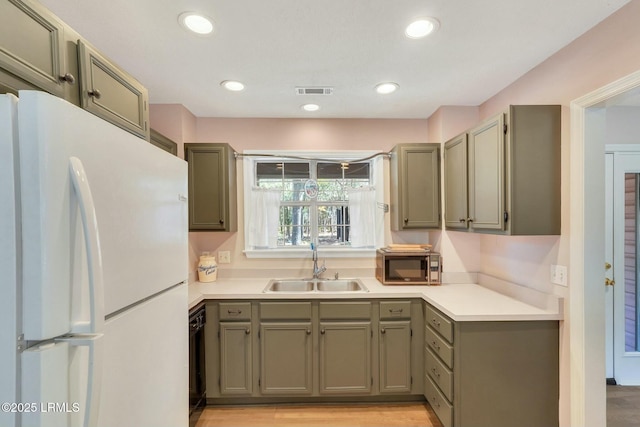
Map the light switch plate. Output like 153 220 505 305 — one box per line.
218 250 231 264
551 264 568 286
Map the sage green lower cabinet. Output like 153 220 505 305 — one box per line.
219 322 253 395
379 320 412 393
319 322 372 394
258 301 314 395
424 303 559 427
205 298 424 403
260 322 313 395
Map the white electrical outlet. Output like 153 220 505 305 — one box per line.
218 250 231 264
550 264 568 286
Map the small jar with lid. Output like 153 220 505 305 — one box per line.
197 252 218 282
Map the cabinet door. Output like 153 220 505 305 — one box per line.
184 144 237 231
397 145 440 229
444 133 468 229
219 322 252 395
0 0 69 97
319 322 372 394
77 40 149 139
379 320 412 393
468 113 505 231
150 129 178 156
260 323 313 395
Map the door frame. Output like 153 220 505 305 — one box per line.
570 69 640 426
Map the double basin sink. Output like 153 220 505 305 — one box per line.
263 278 368 293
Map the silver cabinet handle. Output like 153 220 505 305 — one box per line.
306 328 311 335
381 328 386 334
431 340 440 351
321 328 326 334
59 73 76 84
88 89 102 99
245 328 250 334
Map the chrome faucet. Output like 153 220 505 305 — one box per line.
311 243 327 279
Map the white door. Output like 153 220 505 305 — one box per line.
605 153 614 379
609 151 640 385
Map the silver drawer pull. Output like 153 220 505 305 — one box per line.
389 308 403 313
431 368 440 378
227 309 242 315
431 318 441 327
432 340 440 351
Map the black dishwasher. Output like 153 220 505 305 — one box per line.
189 303 206 427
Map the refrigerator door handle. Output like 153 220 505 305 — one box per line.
57 334 104 427
69 157 105 335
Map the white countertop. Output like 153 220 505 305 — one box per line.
188 276 563 322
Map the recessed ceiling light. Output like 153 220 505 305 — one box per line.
221 80 245 91
405 17 439 39
178 12 214 35
375 82 399 94
302 104 320 112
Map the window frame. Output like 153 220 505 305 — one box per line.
243 150 385 259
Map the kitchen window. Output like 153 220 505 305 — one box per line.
243 151 385 258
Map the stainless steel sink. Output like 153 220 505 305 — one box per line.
265 280 314 292
263 278 368 293
316 280 365 292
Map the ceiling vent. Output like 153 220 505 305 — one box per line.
296 87 334 95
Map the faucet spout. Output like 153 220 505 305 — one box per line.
311 243 327 279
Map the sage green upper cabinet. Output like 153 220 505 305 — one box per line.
443 134 468 229
0 0 73 98
445 105 561 235
468 113 506 231
0 0 149 139
78 40 149 140
184 143 238 232
149 129 178 156
390 143 441 230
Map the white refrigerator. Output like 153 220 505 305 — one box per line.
0 91 189 427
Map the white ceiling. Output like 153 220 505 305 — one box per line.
40 0 629 119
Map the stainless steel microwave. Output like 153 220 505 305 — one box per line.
375 249 441 285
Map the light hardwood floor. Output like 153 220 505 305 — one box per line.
607 385 640 427
196 402 443 427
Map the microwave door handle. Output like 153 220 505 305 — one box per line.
69 157 105 334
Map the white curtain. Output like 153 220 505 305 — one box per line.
247 188 280 249
348 187 378 248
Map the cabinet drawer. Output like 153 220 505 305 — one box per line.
319 302 371 320
260 302 312 320
425 305 453 343
425 326 453 369
219 302 251 321
425 375 453 427
426 348 453 402
379 301 411 320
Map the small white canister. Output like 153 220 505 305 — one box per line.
197 252 218 282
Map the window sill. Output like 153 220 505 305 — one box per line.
244 248 377 259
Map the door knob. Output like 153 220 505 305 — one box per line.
605 278 615 287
